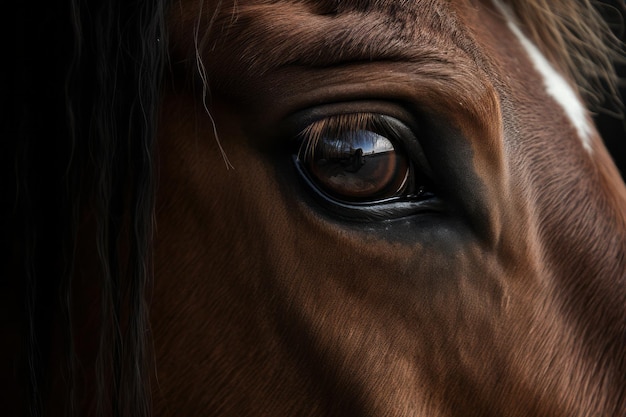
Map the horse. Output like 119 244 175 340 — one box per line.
4 0 626 416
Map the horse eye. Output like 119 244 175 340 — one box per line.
296 117 413 204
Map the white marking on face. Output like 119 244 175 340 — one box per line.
492 0 593 153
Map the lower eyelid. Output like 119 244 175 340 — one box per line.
292 155 443 222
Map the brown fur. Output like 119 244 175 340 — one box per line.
145 1 626 416
17 0 624 416
169 0 623 108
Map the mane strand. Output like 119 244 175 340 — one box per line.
8 0 168 416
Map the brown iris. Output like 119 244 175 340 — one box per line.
297 114 410 203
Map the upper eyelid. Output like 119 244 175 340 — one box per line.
296 113 397 158
280 100 418 138
298 113 380 135
295 112 411 145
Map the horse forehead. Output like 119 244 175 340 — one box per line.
491 0 593 153
173 0 506 123
181 0 483 71
174 0 594 153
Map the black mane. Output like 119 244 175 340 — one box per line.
6 0 167 415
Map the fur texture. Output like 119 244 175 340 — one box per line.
4 1 624 416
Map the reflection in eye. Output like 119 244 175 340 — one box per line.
296 114 412 203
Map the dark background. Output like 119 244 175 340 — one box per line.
595 0 626 180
